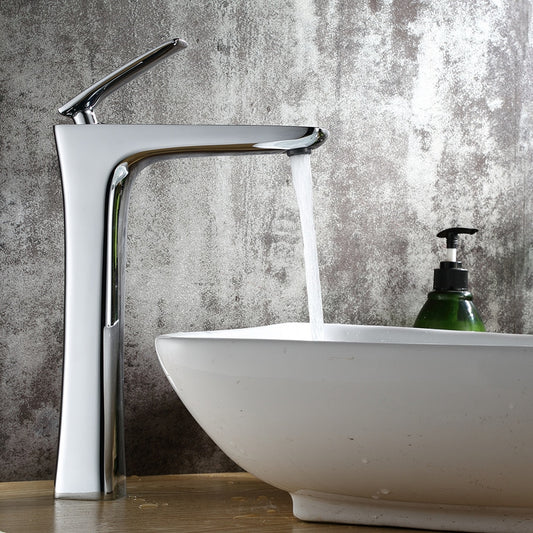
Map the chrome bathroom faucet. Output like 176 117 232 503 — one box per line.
54 39 327 499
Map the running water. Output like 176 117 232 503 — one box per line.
290 153 324 340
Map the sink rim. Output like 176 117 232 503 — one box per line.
157 321 533 348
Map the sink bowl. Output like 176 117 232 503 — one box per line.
155 323 533 532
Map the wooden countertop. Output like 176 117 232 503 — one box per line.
0 473 433 532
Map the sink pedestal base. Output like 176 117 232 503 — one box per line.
291 490 533 533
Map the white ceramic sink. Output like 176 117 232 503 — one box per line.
155 323 533 532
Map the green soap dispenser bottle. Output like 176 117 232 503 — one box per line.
413 227 485 331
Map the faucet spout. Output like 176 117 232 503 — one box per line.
54 123 327 499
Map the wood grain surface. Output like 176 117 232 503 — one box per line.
0 473 435 532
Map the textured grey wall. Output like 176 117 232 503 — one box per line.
1 0 532 482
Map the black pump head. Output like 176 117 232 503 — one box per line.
437 227 478 249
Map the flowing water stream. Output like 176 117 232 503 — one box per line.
290 153 324 340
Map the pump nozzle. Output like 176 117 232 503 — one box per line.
437 227 478 262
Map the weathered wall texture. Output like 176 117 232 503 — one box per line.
1 0 532 481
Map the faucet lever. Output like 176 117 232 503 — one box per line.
58 38 188 124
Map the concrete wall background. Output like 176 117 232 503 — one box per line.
1 0 532 481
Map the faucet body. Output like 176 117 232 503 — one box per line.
54 41 327 499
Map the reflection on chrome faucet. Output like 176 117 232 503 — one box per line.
54 39 328 500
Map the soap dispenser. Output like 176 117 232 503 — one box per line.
413 227 485 331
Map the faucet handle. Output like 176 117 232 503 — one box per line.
59 38 188 124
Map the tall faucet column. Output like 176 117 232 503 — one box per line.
55 142 119 498
56 131 149 499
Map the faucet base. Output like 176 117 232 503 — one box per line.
55 477 126 500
